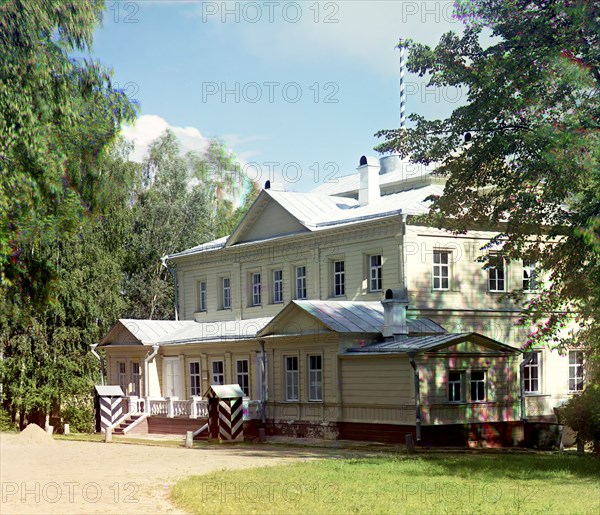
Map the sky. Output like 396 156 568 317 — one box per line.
91 1 466 192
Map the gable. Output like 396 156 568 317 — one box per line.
101 322 144 345
260 304 331 337
233 198 308 244
433 335 519 355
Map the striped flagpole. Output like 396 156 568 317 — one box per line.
399 38 407 129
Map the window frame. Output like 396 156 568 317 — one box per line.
222 277 231 310
470 370 487 402
295 265 307 300
523 352 541 395
284 356 299 401
131 362 141 397
448 370 464 402
369 254 383 292
236 359 250 397
272 269 283 304
487 255 506 293
568 350 584 393
522 261 538 292
211 360 225 386
198 280 207 312
307 354 323 402
251 272 261 306
333 260 345 297
117 361 127 393
189 361 202 397
432 250 451 291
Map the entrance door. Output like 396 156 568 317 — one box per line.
163 357 182 398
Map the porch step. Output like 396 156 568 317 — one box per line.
113 415 142 435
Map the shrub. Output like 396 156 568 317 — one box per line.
0 407 18 432
561 383 600 454
60 404 94 433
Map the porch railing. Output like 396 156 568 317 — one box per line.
126 396 261 420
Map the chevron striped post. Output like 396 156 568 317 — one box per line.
206 385 245 442
99 395 123 431
94 385 125 433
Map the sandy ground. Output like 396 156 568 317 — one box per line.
0 433 343 514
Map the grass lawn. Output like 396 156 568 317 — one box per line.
171 452 600 514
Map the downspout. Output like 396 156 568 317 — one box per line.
160 257 179 321
400 213 408 295
259 340 267 426
144 344 160 397
408 352 421 443
520 352 535 421
90 344 105 385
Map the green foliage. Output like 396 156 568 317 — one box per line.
561 383 600 454
60 400 94 433
0 407 18 432
376 0 600 359
0 0 137 306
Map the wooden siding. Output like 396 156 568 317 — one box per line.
339 356 415 425
417 353 520 425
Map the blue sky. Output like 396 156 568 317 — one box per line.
92 1 464 191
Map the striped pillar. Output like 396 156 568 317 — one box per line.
399 38 407 129
99 396 123 430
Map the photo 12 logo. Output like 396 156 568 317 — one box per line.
201 82 339 104
1 482 140 504
201 2 340 24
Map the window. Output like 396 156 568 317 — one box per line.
251 272 261 306
470 371 486 402
488 255 506 292
295 266 307 299
568 351 584 392
523 261 538 292
524 352 541 394
284 356 298 401
448 371 463 402
308 355 323 401
131 362 141 396
189 361 201 397
198 281 207 312
211 360 224 385
333 260 345 297
433 251 450 290
117 362 126 393
273 269 283 304
369 255 382 292
236 359 250 396
222 277 231 309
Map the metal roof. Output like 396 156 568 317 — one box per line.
94 385 124 396
311 163 439 197
205 384 245 399
158 317 273 345
258 300 446 336
166 182 443 260
101 317 272 346
101 319 198 345
345 332 520 355
167 235 228 259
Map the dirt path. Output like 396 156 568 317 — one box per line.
0 433 341 514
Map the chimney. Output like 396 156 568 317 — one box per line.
358 155 380 206
381 288 409 337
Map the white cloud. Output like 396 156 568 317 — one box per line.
121 114 210 162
